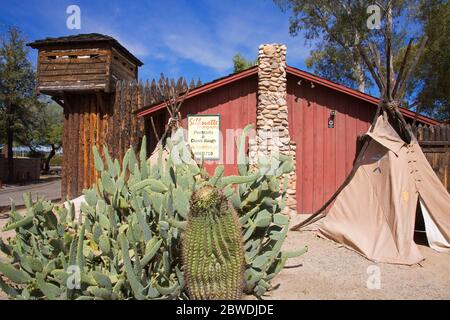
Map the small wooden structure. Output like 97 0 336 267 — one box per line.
28 33 141 94
28 34 144 198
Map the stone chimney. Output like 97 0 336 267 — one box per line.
250 44 297 213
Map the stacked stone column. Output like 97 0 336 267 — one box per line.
249 44 297 213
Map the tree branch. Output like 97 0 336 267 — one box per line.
357 43 386 95
368 43 386 87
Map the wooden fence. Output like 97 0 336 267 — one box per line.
61 77 201 198
413 124 450 193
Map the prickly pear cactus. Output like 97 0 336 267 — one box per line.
183 185 244 300
0 125 306 300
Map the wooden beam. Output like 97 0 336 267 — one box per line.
96 91 106 114
62 92 73 113
392 38 414 99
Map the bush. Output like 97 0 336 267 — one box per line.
49 154 62 167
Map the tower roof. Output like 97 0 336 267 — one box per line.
27 33 143 66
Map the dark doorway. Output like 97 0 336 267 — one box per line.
414 199 429 246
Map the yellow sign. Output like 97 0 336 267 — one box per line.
187 115 220 160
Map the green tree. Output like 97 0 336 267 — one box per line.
409 0 450 120
0 27 40 182
232 53 257 73
12 100 63 173
274 1 417 94
305 44 373 92
34 102 63 173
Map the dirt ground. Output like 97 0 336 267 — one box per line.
1 211 449 300
265 218 450 300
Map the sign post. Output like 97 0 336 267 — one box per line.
187 115 220 160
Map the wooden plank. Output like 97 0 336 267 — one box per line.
39 56 108 64
67 101 74 197
39 68 107 76
287 76 304 213
83 97 90 189
40 49 108 57
419 141 450 146
313 90 325 212
111 58 135 77
72 95 80 196
435 126 441 141
422 147 450 153
302 86 314 213
111 67 134 83
130 83 141 149
39 81 106 88
96 105 101 186
111 47 137 71
124 82 133 152
105 49 112 93
323 92 335 206
335 93 347 204
39 74 107 81
297 83 304 214
39 43 110 52
441 125 448 141
78 96 85 195
39 63 107 72
89 96 96 188
344 95 357 175
113 82 123 159
61 107 69 198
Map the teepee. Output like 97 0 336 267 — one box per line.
291 3 450 265
318 115 450 264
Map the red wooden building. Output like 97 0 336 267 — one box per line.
137 45 438 214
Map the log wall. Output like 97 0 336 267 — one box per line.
61 82 144 198
37 47 110 93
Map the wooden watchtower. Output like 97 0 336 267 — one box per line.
28 33 143 198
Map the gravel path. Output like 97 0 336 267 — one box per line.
0 178 61 211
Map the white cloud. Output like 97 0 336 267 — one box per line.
31 0 313 76
163 33 232 72
152 3 313 73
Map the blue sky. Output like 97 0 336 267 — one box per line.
0 0 313 84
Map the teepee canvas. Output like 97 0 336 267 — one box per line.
318 115 450 265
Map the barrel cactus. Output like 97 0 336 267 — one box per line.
183 185 244 300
